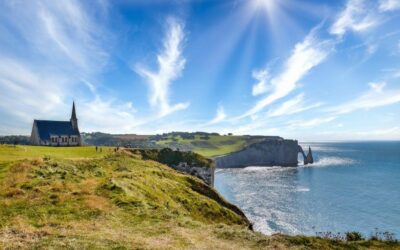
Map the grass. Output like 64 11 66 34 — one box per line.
128 148 214 168
0 145 111 162
157 135 252 157
0 145 398 249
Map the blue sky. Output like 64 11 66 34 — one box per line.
0 0 400 140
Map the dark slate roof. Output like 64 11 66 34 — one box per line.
34 120 80 140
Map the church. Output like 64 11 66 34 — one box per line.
30 102 81 146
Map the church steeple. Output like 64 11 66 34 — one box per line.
70 101 78 130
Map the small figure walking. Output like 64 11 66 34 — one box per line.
95 146 98 152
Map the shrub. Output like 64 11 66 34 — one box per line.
345 231 364 241
129 148 213 168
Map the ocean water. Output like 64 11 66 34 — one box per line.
215 141 400 237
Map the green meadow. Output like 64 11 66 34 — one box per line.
0 145 398 249
156 135 259 157
0 145 111 162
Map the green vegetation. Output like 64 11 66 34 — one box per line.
155 134 267 157
0 132 274 157
0 135 30 145
81 132 151 147
80 132 271 157
129 148 214 168
347 231 365 241
0 145 111 162
0 145 398 249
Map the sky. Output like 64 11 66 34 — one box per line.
0 0 400 141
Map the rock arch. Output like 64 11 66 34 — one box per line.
298 146 314 165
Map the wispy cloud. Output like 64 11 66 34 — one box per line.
240 29 332 119
379 0 400 12
267 93 323 117
288 116 337 128
135 17 189 117
251 69 270 96
79 97 139 134
0 58 66 122
0 0 134 134
328 82 400 114
207 105 227 125
330 0 378 36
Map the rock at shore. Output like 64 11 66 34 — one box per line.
305 146 314 164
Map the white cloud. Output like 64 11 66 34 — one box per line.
29 0 108 76
0 58 67 123
79 97 140 134
328 82 400 114
267 93 323 117
135 17 189 117
366 43 378 55
288 116 337 128
330 0 377 36
240 30 332 119
252 69 270 96
368 81 386 92
379 0 400 12
0 1 137 135
207 105 227 125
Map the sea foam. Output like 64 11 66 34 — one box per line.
310 156 356 167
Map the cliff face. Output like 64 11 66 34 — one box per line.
214 138 300 168
172 162 215 186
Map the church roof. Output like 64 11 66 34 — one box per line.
34 120 80 140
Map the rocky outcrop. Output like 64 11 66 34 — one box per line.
215 138 314 168
298 145 314 165
305 146 314 164
171 162 214 186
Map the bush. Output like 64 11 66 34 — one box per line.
345 231 364 241
129 148 213 168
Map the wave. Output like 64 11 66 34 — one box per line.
296 187 310 192
243 166 297 172
309 157 356 167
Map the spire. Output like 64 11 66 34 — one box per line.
70 101 79 131
71 101 77 121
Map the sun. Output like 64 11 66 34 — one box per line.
252 0 277 13
249 0 280 25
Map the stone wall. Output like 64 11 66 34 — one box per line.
214 138 300 168
171 162 215 186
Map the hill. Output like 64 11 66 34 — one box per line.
1 132 278 157
81 132 276 157
0 145 398 249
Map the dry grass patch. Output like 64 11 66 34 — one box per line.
84 195 112 212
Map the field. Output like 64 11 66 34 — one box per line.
0 145 111 162
0 145 398 249
30 132 273 157
156 135 262 157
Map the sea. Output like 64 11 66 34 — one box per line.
214 141 400 238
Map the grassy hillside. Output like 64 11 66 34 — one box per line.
0 145 111 162
0 132 276 158
0 145 398 249
156 134 269 157
79 132 271 157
